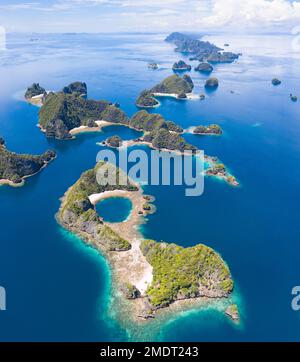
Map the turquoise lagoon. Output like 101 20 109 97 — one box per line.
95 197 132 223
0 32 300 341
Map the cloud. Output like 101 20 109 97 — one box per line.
1 0 300 32
202 0 300 30
0 2 40 10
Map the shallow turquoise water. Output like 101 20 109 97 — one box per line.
0 32 300 341
95 197 132 223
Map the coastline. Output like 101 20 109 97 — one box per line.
0 153 56 188
26 93 45 107
69 120 115 136
0 179 25 187
152 92 200 101
136 100 161 109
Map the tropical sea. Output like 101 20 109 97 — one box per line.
0 32 299 341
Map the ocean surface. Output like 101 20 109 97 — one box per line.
0 32 300 341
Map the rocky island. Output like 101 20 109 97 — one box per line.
57 161 235 321
130 110 183 133
172 60 192 71
0 138 56 186
104 135 122 148
290 94 298 102
165 32 240 63
195 62 213 73
272 78 281 86
151 74 194 95
122 110 195 153
62 81 87 98
38 90 128 139
136 74 195 107
136 90 160 108
206 52 239 63
143 128 196 152
205 77 219 89
25 83 47 105
193 124 222 135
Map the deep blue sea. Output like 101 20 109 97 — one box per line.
0 32 300 341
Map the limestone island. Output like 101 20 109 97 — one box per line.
25 81 88 107
25 83 47 106
290 94 298 102
165 32 240 63
172 60 192 71
0 137 56 187
62 81 87 98
120 110 196 153
104 135 123 148
272 78 281 86
195 62 213 74
57 161 235 321
26 82 128 139
205 77 219 89
193 124 222 135
136 90 160 108
136 74 196 108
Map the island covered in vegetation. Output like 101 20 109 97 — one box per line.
136 74 195 107
0 138 56 186
172 60 192 71
193 124 223 135
136 90 160 108
205 77 219 89
104 135 123 148
165 32 240 63
272 78 281 86
195 62 213 73
57 161 235 321
120 110 196 153
25 81 128 139
38 92 127 139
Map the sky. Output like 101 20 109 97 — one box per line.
0 0 300 33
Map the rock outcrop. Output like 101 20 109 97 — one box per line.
106 135 122 148
25 83 46 99
194 124 222 135
62 81 87 97
205 77 219 89
195 62 213 73
136 90 159 108
172 60 192 71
